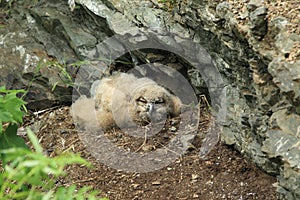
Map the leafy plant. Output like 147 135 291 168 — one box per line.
31 60 76 92
0 86 27 149
0 87 108 199
0 129 107 200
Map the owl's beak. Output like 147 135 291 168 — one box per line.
146 102 154 114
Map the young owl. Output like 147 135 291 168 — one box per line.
91 73 181 130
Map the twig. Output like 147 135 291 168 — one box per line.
62 138 80 153
116 142 131 147
157 142 182 157
135 125 152 152
199 94 211 109
32 105 62 116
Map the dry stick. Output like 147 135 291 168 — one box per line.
199 94 211 109
287 7 300 14
135 124 152 152
32 105 62 116
62 138 80 153
157 141 183 157
116 142 131 147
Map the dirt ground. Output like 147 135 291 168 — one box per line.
3 0 296 199
24 104 279 200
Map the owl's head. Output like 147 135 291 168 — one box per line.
130 82 181 125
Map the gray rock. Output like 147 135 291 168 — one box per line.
247 0 264 12
248 5 268 39
269 57 300 99
2 0 300 198
0 0 113 109
77 0 298 198
216 2 232 19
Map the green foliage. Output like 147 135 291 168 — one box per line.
0 128 108 200
33 60 77 92
0 86 26 133
0 124 28 151
0 87 27 150
48 61 75 91
0 88 108 199
31 55 134 93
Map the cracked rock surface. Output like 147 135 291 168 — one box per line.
0 0 299 199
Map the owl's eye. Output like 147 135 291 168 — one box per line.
137 97 147 103
155 97 165 104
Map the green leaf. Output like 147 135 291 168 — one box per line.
0 147 30 164
3 93 26 123
42 191 54 200
21 160 40 167
0 124 28 150
65 185 76 199
26 128 43 153
76 186 91 200
42 190 54 200
42 166 56 174
0 87 26 94
0 87 26 128
0 86 6 92
0 111 13 122
55 187 67 200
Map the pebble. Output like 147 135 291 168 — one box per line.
152 181 161 185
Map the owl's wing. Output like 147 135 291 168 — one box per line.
170 95 182 117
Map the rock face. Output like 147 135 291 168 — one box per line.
0 0 112 109
1 0 299 198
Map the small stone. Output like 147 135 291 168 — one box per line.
187 144 196 151
175 159 181 164
146 53 165 62
216 2 232 19
205 161 213 165
192 174 199 180
248 5 268 39
142 144 154 151
247 0 263 11
17 127 27 136
169 126 177 132
152 181 161 185
132 184 140 189
205 180 213 185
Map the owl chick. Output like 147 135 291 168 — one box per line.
91 73 181 130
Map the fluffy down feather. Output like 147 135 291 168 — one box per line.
92 73 181 130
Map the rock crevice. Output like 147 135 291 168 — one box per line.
0 0 299 198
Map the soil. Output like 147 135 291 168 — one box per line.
23 104 279 200
3 0 297 199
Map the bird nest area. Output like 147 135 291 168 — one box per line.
21 101 278 200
